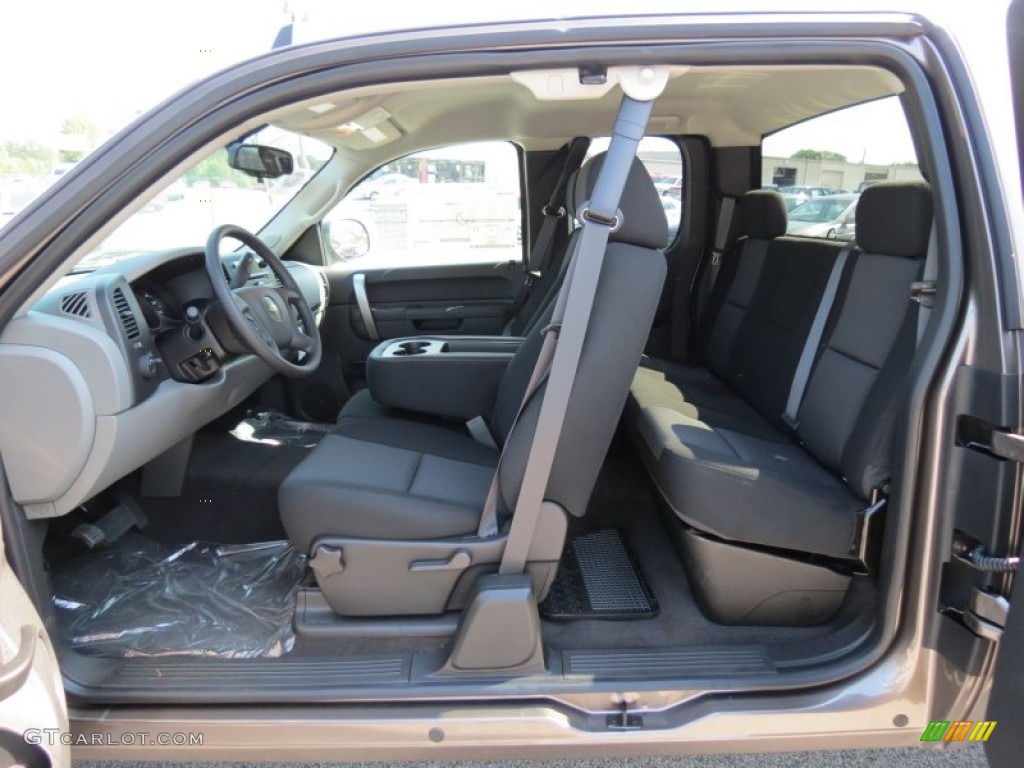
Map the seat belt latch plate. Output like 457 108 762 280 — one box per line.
580 206 621 231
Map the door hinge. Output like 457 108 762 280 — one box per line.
956 415 1024 463
961 587 1010 642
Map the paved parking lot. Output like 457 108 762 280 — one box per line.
78 744 990 768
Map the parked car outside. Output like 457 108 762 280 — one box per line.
353 172 415 200
786 193 859 239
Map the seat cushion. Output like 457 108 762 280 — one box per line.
335 388 395 423
337 388 468 431
630 361 785 443
279 418 497 551
634 406 863 558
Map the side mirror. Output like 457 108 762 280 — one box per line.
227 143 294 179
325 219 370 262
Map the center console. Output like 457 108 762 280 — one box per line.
366 335 523 421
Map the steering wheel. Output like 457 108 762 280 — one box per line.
205 224 322 377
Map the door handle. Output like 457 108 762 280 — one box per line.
352 273 379 341
409 550 471 572
0 625 37 700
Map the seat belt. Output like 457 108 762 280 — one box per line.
477 246 581 536
690 194 737 347
705 195 737 299
503 137 591 334
782 243 855 429
913 224 938 343
475 96 654 574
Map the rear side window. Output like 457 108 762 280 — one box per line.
586 136 684 247
761 97 921 241
325 141 522 267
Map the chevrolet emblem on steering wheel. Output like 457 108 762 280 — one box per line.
262 295 283 321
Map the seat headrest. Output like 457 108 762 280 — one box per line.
856 181 933 258
570 152 668 250
738 190 788 240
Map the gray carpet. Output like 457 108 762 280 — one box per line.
139 428 312 544
540 436 868 650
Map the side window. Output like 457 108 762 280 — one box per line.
584 136 684 248
324 141 522 267
761 96 921 240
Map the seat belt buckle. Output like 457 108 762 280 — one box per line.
910 280 937 308
541 204 566 219
710 249 723 267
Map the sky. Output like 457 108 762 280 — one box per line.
2 0 287 143
762 97 917 165
0 0 978 163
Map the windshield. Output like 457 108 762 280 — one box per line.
788 197 853 223
75 126 332 271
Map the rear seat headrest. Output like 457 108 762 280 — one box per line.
571 152 668 250
856 181 933 257
739 190 788 240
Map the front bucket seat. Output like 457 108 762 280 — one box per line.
278 152 668 616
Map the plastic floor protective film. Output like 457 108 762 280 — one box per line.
229 409 334 448
52 535 305 658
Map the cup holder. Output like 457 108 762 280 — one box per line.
392 341 430 356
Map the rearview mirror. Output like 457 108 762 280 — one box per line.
227 143 295 179
325 219 371 262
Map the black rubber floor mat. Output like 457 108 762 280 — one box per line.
540 529 659 619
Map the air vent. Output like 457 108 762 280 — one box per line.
222 263 232 284
112 287 140 339
60 291 91 318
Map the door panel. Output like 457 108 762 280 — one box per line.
983 4 1024 765
323 260 525 392
279 139 529 420
986 564 1023 767
986 4 1024 764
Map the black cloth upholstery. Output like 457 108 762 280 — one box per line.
739 189 788 240
628 182 932 559
855 181 933 257
280 151 667 550
572 154 669 250
725 237 841 431
635 407 863 556
634 236 844 436
280 426 497 551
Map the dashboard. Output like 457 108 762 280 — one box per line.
0 247 328 520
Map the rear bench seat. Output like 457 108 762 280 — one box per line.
628 182 934 626
629 190 842 441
